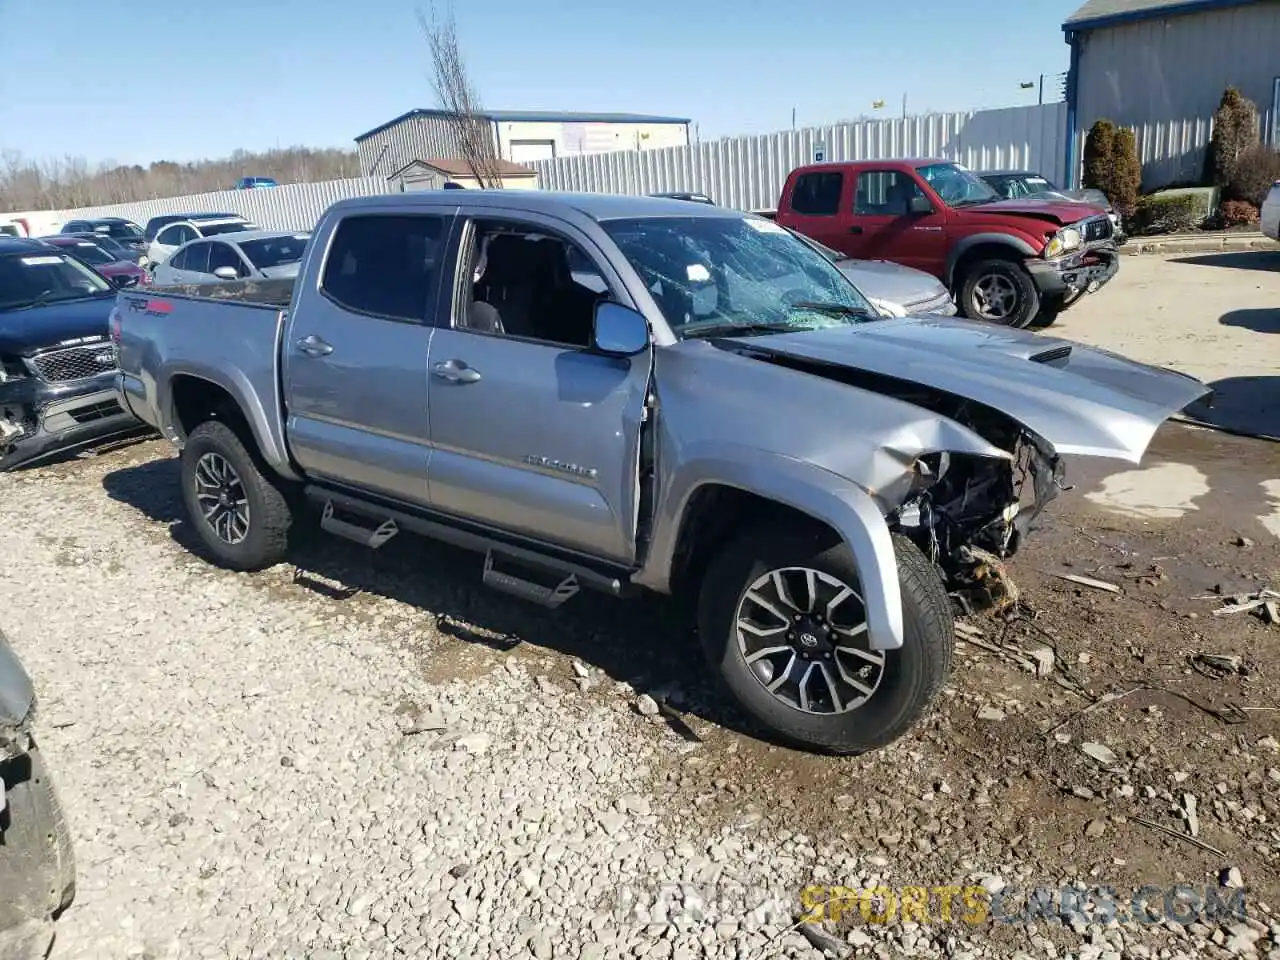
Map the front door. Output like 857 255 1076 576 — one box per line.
848 168 950 275
425 214 652 564
282 210 455 506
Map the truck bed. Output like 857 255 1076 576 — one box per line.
114 280 295 474
147 276 295 308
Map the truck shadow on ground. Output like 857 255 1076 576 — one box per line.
1171 250 1280 271
100 456 765 747
1220 307 1280 333
1182 375 1280 440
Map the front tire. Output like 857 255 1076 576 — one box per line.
697 525 954 755
958 258 1040 328
180 420 293 571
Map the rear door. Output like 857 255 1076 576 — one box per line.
164 241 211 283
779 168 852 255
848 168 950 274
423 210 652 564
282 206 457 506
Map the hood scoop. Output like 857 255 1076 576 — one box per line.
1030 344 1072 366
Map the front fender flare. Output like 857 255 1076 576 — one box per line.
636 447 905 651
159 360 299 481
945 232 1039 289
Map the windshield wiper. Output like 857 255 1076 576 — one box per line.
6 290 57 311
787 301 872 319
681 321 803 340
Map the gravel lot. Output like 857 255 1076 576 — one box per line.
2 253 1279 960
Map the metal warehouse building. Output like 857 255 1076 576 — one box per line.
1063 0 1280 189
356 109 692 179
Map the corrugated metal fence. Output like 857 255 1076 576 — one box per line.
31 103 1067 227
43 177 391 231
532 103 1068 210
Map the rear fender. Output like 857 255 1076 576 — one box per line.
161 361 298 480
636 446 905 651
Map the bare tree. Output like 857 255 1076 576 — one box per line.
417 2 504 188
0 147 361 212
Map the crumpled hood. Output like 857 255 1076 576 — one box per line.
835 258 948 304
0 294 115 356
971 196 1108 225
735 317 1211 463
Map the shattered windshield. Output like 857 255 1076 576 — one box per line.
917 162 1000 207
601 215 876 338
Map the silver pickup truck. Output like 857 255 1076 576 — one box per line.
112 191 1208 755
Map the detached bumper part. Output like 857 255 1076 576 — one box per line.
1026 247 1120 300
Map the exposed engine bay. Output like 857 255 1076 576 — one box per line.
746 353 1069 612
863 377 1066 611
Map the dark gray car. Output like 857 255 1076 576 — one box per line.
0 631 75 958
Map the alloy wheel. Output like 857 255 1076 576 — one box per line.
193 452 251 545
734 566 886 715
973 273 1018 322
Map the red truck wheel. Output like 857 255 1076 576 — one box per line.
958 259 1040 328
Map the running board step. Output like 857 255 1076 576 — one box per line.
482 550 580 608
320 500 399 549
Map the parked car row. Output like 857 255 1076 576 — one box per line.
0 156 1127 479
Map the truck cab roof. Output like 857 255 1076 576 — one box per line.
324 189 750 223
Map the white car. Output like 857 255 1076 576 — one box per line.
147 216 256 265
1261 180 1280 240
151 229 310 286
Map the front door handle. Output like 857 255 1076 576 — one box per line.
296 334 333 357
848 225 864 235
431 359 481 384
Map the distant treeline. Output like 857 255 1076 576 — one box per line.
0 146 363 211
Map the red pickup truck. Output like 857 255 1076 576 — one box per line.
775 158 1119 328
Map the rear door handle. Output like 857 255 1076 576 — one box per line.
296 334 333 357
431 359 481 383
848 225 864 235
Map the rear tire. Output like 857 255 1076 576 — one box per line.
958 258 1040 328
180 420 292 571
696 524 953 755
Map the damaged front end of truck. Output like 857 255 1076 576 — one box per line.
885 402 1066 613
726 323 1212 615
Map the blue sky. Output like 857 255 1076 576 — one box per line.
0 0 1076 168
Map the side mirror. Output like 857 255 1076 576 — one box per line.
593 302 650 357
111 274 138 288
212 266 239 280
908 196 934 215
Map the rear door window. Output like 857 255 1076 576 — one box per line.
319 214 448 323
789 172 844 216
181 242 212 274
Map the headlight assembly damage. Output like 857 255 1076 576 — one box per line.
891 430 1065 614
